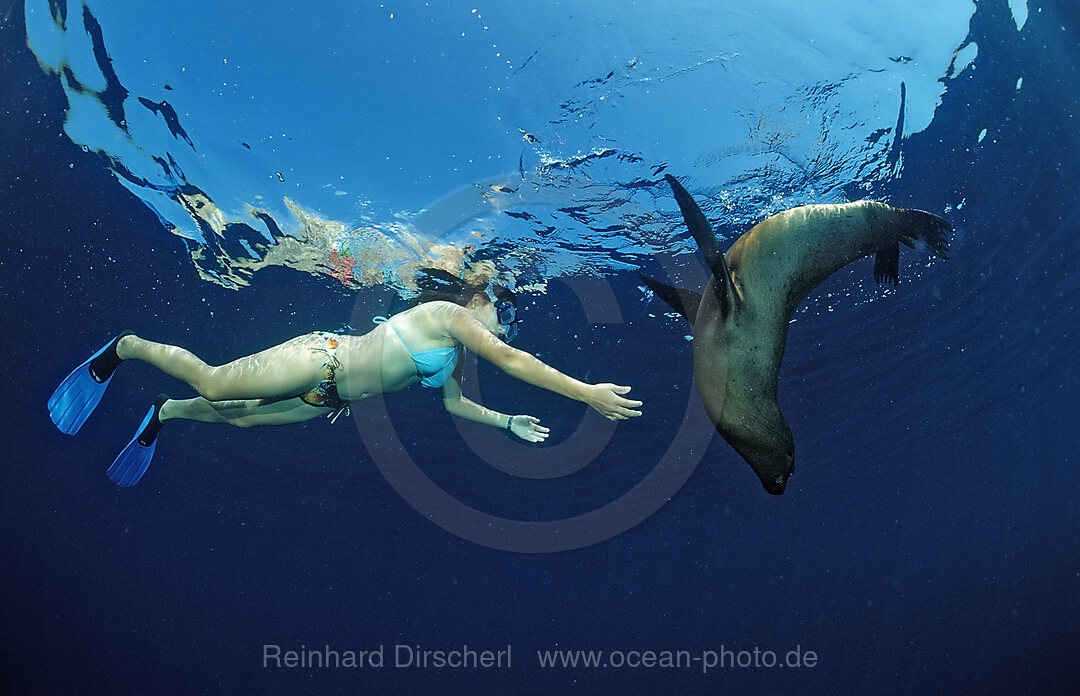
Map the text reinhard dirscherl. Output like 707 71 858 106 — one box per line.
263 644 512 670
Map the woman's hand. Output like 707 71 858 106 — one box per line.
509 415 550 443
586 384 643 421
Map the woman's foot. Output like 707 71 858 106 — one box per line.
136 394 170 446
88 331 135 383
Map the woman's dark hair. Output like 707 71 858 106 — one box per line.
414 267 516 307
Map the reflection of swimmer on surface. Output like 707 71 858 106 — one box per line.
47 269 643 486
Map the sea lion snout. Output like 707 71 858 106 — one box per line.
759 467 792 495
755 451 794 495
727 429 795 495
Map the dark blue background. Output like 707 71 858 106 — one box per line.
2 2 1077 694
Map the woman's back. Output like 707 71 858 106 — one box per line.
337 302 462 399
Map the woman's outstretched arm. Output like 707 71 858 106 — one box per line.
444 306 643 421
440 360 550 442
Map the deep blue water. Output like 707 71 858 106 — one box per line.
2 1 1078 694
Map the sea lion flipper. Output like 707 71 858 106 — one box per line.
638 273 702 324
665 175 723 265
902 209 952 260
873 242 900 285
664 175 735 319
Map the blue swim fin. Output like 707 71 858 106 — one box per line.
107 394 169 487
47 332 132 435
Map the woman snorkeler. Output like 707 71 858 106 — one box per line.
47 268 644 486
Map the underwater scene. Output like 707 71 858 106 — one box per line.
2 0 1077 693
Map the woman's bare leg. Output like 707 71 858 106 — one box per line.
161 396 331 428
115 334 327 401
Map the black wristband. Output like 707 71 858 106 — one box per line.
505 415 514 431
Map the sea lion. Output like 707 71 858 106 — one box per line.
643 175 951 494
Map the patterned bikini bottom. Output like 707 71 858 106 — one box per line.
298 332 351 422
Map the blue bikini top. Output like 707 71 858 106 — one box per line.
374 316 458 388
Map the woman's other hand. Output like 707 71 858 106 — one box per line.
510 415 550 442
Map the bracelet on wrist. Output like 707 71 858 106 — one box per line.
505 415 514 431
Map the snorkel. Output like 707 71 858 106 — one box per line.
484 282 521 342
413 268 521 342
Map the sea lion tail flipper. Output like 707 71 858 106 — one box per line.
900 209 952 260
873 242 900 285
664 174 736 319
873 209 951 285
638 273 701 324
